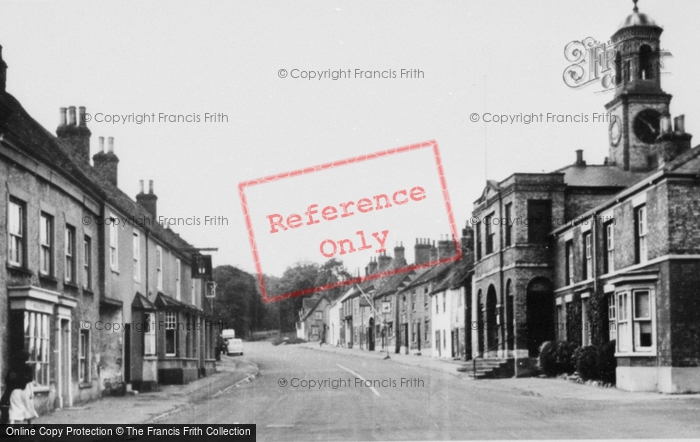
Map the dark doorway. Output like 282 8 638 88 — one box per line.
417 322 421 351
506 280 514 351
526 277 555 357
368 318 375 351
124 323 131 383
486 285 498 354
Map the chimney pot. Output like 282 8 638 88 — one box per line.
149 180 154 194
98 136 105 153
59 107 67 126
575 149 585 166
78 106 87 127
675 115 685 133
661 115 672 135
107 137 114 153
68 106 76 126
139 179 144 194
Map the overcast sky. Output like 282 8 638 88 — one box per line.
2 0 699 283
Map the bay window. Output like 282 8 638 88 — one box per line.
613 288 654 354
24 311 50 386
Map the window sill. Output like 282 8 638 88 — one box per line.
615 351 656 358
6 264 33 276
144 355 158 360
64 281 80 290
39 274 59 283
34 386 50 394
82 287 95 295
79 382 93 389
110 268 120 275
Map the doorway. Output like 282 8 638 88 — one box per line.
526 277 555 356
368 318 375 351
58 319 71 408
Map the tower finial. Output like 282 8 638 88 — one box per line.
633 0 639 13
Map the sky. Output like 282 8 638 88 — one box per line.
2 0 699 282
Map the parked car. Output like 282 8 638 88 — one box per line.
227 338 244 356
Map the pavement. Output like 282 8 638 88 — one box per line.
299 342 700 402
35 355 259 425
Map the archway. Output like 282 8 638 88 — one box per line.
526 277 555 357
486 285 498 355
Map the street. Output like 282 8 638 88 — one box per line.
160 341 700 440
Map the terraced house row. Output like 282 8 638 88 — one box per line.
0 46 218 417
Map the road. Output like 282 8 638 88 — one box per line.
161 341 700 440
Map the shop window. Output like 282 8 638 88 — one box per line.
165 311 177 356
24 311 50 386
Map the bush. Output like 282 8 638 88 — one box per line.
597 340 617 384
574 346 599 381
553 341 579 375
538 341 558 376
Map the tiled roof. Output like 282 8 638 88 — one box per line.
0 91 194 258
431 258 471 294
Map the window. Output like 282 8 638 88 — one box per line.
388 322 393 338
475 221 482 260
144 312 156 355
83 236 92 289
79 330 89 383
485 214 494 254
635 206 648 264
40 213 53 275
565 240 574 285
412 325 416 343
424 288 428 309
504 203 513 247
402 295 406 312
443 330 446 349
156 246 163 291
24 312 50 386
191 280 196 305
435 295 438 313
633 290 652 350
65 225 76 283
133 232 140 282
442 292 446 313
424 319 429 341
604 221 615 273
411 293 416 311
165 311 177 356
176 258 181 300
583 232 592 280
527 200 551 243
617 292 630 352
608 293 617 341
315 311 322 321
8 199 25 266
311 326 319 336
109 213 118 270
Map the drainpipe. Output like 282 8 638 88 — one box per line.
591 214 597 344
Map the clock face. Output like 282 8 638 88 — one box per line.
609 117 621 146
633 109 661 144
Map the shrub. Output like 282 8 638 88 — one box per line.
553 341 579 375
538 341 558 376
574 345 599 381
597 340 617 384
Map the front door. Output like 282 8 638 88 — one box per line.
124 324 131 383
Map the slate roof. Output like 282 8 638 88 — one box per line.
300 295 329 321
431 258 471 294
0 90 195 259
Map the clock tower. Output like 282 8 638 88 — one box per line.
605 0 671 171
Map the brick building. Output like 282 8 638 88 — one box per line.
472 4 700 392
0 44 218 418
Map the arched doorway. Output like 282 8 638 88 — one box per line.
526 277 555 357
486 285 498 355
368 317 375 351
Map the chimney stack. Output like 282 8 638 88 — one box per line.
377 251 392 270
368 257 378 274
57 105 92 164
438 234 457 259
461 224 475 260
136 179 158 218
414 238 431 265
653 114 692 169
575 149 586 167
429 240 438 261
92 136 120 186
393 242 406 267
0 45 7 93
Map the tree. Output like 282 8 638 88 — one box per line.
212 265 266 338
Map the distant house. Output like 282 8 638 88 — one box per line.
296 295 330 342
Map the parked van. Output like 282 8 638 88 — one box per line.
221 329 236 340
227 338 244 356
